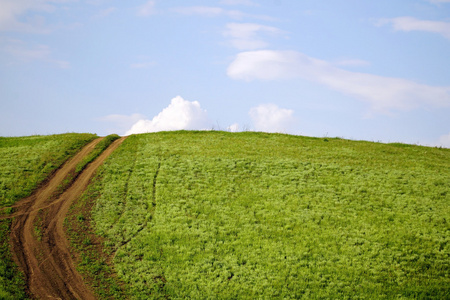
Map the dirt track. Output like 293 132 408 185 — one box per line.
9 137 126 300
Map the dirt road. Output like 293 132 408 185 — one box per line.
9 136 126 300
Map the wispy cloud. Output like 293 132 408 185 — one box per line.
130 55 155 69
0 0 74 33
227 50 450 113
93 7 117 19
223 23 283 50
249 103 296 133
98 113 146 135
2 39 70 68
438 132 450 148
428 0 450 4
126 96 213 135
85 0 110 5
137 0 157 17
220 0 258 6
173 6 274 21
377 17 450 40
130 62 155 69
173 6 244 18
334 58 371 67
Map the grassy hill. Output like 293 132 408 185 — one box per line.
1 131 449 299
71 131 449 299
0 133 97 299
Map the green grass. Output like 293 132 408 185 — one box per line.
75 134 120 174
0 133 97 207
65 176 130 299
1 131 449 299
79 131 449 299
0 133 97 300
56 134 121 196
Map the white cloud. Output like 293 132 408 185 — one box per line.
85 0 109 5
227 50 300 80
438 132 450 148
220 0 258 6
173 6 244 19
173 6 274 21
98 113 146 135
125 96 212 135
130 62 155 69
227 50 450 112
428 0 450 3
2 39 70 68
0 0 68 32
249 103 296 133
223 23 283 50
5 41 50 59
130 55 155 69
227 123 240 132
378 17 450 40
137 0 156 17
93 7 116 19
334 59 371 67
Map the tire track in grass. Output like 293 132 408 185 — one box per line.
152 162 161 206
113 159 161 258
108 140 139 231
9 137 126 300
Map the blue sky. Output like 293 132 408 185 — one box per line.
1 0 450 147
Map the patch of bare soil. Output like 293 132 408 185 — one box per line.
9 137 126 299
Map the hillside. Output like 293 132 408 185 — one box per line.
72 131 449 299
1 131 449 299
0 133 97 299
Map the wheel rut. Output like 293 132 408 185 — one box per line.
9 136 126 300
